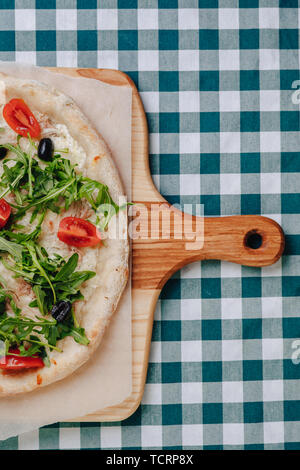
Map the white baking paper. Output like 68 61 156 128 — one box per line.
0 62 132 440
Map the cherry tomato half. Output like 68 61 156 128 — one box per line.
0 199 11 229
3 98 41 138
57 217 102 248
0 348 44 370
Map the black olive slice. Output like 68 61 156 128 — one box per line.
51 300 71 323
38 138 54 162
0 147 7 160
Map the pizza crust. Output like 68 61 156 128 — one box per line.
0 73 129 396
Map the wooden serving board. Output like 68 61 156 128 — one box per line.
52 68 285 422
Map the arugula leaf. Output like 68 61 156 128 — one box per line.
0 291 90 363
69 326 90 345
25 241 57 304
0 140 123 231
78 178 120 230
1 239 95 316
54 253 78 282
0 236 23 260
32 285 47 316
1 258 35 281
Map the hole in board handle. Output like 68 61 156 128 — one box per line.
244 230 263 250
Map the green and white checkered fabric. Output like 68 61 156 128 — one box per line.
0 0 300 450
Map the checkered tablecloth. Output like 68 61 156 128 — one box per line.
0 0 300 450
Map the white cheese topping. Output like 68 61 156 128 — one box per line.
0 81 6 106
43 123 87 172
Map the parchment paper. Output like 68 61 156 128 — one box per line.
0 62 132 440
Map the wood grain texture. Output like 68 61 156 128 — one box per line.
50 68 285 422
132 207 284 290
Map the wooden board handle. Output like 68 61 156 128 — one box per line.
132 205 285 289
199 215 284 266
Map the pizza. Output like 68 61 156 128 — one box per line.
0 73 129 396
